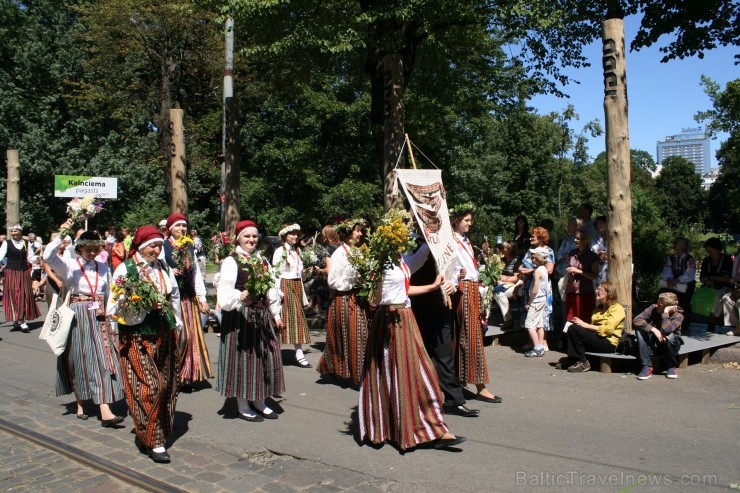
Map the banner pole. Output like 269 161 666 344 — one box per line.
404 134 417 169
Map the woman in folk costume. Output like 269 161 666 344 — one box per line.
162 213 212 391
359 210 464 451
44 222 125 426
0 224 40 332
450 204 501 404
317 219 369 386
217 220 285 421
107 225 183 464
272 223 312 368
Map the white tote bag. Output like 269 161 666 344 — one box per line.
42 290 76 355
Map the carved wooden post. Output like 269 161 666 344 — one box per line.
6 150 20 235
169 108 188 214
602 17 633 330
383 54 405 212
224 96 241 234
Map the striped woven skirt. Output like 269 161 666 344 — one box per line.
358 306 449 450
279 278 310 345
217 302 285 401
119 327 178 450
3 268 40 322
317 291 369 385
453 280 489 385
177 296 212 383
57 300 124 404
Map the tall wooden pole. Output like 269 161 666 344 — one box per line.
221 16 235 232
383 54 405 212
602 17 633 330
6 150 20 235
169 108 188 214
224 96 240 234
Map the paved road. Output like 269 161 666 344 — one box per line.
1 294 739 492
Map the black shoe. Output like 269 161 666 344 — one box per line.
148 449 171 463
476 393 502 404
443 404 479 417
296 357 312 368
101 416 125 428
237 413 264 422
434 435 466 449
179 384 193 393
76 413 89 420
10 322 21 332
256 410 278 420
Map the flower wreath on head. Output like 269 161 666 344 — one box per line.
278 223 301 238
75 238 105 247
449 202 477 220
334 218 367 234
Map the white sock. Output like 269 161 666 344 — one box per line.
236 397 257 417
152 446 166 453
295 347 305 361
252 401 273 415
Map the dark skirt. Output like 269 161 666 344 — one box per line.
177 295 212 383
217 302 285 401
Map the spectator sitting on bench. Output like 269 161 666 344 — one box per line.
633 292 684 380
493 241 521 329
556 281 625 373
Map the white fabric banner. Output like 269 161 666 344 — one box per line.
396 169 458 276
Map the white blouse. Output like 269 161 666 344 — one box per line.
106 252 183 328
328 244 359 292
43 236 109 298
377 263 411 307
217 246 282 320
272 244 303 279
452 233 479 285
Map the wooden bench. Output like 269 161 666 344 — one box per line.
485 323 526 346
585 324 740 373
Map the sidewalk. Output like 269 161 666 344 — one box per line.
1 300 739 492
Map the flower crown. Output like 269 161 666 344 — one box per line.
75 238 105 247
449 202 476 219
278 223 301 238
335 218 367 233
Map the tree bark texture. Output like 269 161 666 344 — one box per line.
382 54 405 211
169 109 188 214
224 96 241 234
6 150 20 235
602 18 633 330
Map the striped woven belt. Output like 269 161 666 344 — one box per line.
70 294 99 304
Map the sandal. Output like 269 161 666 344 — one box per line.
296 357 312 368
76 413 89 420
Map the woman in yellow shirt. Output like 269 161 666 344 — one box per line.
559 281 624 373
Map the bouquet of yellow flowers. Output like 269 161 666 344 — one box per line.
349 208 416 299
236 253 275 297
172 235 194 272
110 268 173 324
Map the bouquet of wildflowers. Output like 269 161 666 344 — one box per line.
477 250 505 318
299 233 329 276
60 194 104 237
236 253 275 297
348 208 416 299
172 235 194 272
110 268 173 324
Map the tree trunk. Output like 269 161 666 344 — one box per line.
602 18 633 330
169 109 188 214
382 54 405 211
224 96 241 234
6 150 20 235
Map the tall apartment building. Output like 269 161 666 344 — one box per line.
656 128 712 174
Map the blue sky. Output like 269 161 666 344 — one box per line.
529 16 737 169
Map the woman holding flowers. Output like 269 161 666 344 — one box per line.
358 209 465 451
163 213 212 391
44 222 125 427
272 223 311 368
0 224 40 332
317 219 368 386
217 220 285 421
107 225 183 464
450 204 500 404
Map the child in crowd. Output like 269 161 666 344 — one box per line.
524 248 551 357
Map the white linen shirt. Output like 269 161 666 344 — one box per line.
43 235 109 298
328 244 360 292
452 233 479 285
217 246 282 320
272 244 303 279
377 263 410 307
